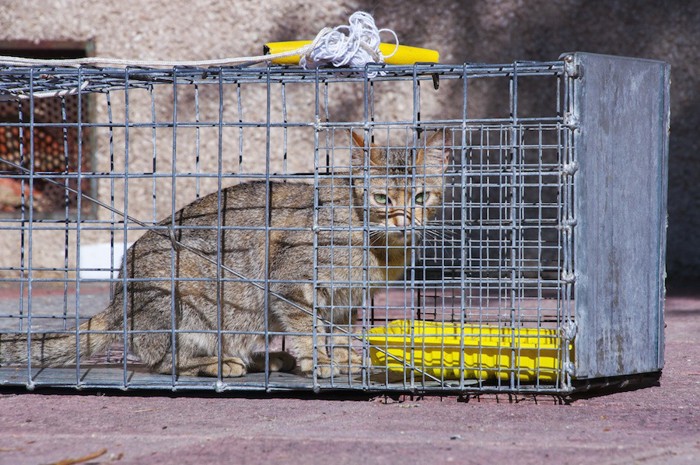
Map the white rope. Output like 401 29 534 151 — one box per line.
300 11 398 75
0 11 398 72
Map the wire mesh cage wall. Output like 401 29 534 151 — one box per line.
0 53 669 394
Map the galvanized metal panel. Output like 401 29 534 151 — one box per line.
571 52 670 378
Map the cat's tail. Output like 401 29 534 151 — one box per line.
0 312 115 367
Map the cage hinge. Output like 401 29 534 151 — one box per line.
565 362 576 377
562 320 578 340
563 55 582 78
563 319 577 377
559 217 577 232
561 161 579 177
563 112 579 130
561 271 576 284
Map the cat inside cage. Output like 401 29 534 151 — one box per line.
0 128 452 379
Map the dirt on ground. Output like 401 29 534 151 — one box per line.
0 290 698 465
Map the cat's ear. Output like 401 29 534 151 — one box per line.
416 131 451 172
350 130 382 167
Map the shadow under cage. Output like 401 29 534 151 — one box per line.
0 53 669 394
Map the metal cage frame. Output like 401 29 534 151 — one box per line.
0 53 669 394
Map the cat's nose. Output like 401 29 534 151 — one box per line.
392 215 407 227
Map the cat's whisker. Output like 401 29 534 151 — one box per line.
424 231 462 240
369 234 384 247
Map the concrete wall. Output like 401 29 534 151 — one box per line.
0 0 697 282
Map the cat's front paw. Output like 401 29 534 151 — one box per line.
333 348 363 374
339 362 363 375
220 358 247 377
269 351 296 372
250 351 296 372
299 357 340 378
190 356 247 377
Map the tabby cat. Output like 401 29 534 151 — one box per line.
0 131 449 378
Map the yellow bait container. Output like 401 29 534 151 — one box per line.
367 320 572 383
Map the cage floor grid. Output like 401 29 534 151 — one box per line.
3 367 573 393
0 283 571 393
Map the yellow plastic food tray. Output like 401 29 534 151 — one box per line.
367 320 572 383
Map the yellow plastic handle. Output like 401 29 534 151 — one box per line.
264 41 439 66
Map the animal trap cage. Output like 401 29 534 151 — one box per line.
0 53 669 394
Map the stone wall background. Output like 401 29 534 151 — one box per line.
0 0 697 282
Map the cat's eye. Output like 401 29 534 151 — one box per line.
374 193 390 205
414 192 427 205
